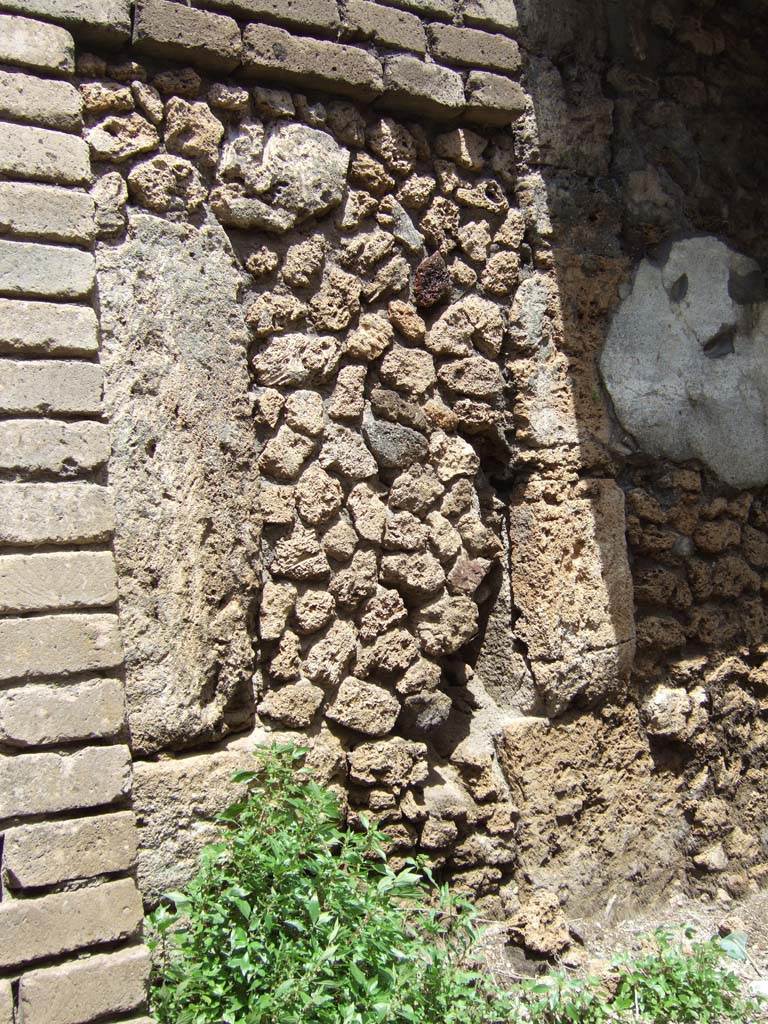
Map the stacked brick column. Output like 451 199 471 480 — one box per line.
0 10 151 1024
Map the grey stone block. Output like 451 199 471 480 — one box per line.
0 0 131 46
0 612 123 682
428 23 522 72
0 298 98 356
0 676 124 747
0 482 114 545
378 0 452 16
0 359 102 414
0 981 10 1024
0 13 75 74
3 810 137 888
463 0 519 34
133 0 242 72
0 69 81 132
0 181 95 244
0 550 117 614
0 877 141 969
212 0 339 33
0 418 110 474
19 945 150 1024
241 24 384 100
0 121 91 185
381 55 464 119
465 70 527 125
0 239 95 299
345 0 427 53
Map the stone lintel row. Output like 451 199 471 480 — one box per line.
0 12 151 1023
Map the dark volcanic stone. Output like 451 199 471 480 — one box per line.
370 387 430 433
413 252 450 309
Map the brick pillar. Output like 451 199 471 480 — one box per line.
0 10 152 1024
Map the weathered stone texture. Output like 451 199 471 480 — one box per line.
0 551 116 613
0 299 98 356
3 810 137 888
0 419 110 475
465 71 527 125
0 69 81 132
0 181 95 245
0 878 142 970
0 359 101 415
0 982 10 1024
0 13 75 74
382 56 464 118
0 123 90 185
0 745 131 820
96 213 259 754
18 945 150 1024
0 676 124 746
0 612 123 682
0 0 131 44
427 24 521 72
0 483 114 545
214 0 339 31
0 239 94 300
345 0 427 52
133 0 242 71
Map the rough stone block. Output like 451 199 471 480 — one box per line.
0 359 101 414
0 612 123 682
213 0 339 32
379 0 452 16
345 0 427 52
465 70 527 125
427 23 522 72
0 0 131 45
0 69 81 132
0 676 124 747
18 945 150 1024
0 982 10 1024
3 810 137 888
133 0 241 72
0 878 141 969
0 418 110 475
0 483 114 546
0 298 98 356
0 550 117 614
0 13 75 73
0 181 95 244
0 745 131 821
0 121 90 186
0 239 94 299
242 24 384 100
463 0 519 33
381 55 464 119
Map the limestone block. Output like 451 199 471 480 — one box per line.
345 0 427 53
381 56 464 119
0 483 114 545
242 24 384 100
0 299 98 356
19 945 150 1024
0 181 95 244
213 0 339 31
0 676 124 746
3 810 137 888
0 239 94 299
0 359 101 414
0 612 123 682
96 213 259 755
463 0 519 33
0 745 131 820
465 71 527 126
0 419 110 475
0 550 116 613
427 24 522 73
0 122 90 186
0 14 75 74
0 878 141 970
0 69 81 132
133 0 241 72
0 0 131 45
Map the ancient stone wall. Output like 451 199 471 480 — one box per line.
1 0 767 1017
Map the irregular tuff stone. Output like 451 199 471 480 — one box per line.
165 97 224 167
346 313 393 360
260 581 296 641
401 689 452 734
367 118 417 176
133 81 164 124
258 681 324 728
383 511 428 552
458 514 503 558
413 251 451 308
362 407 428 469
153 66 202 97
252 85 293 118
364 255 411 303
435 128 488 170
246 291 306 336
429 431 480 482
389 464 444 515
253 333 340 387
447 556 491 595
246 247 280 280
209 82 250 112
359 589 408 641
285 391 325 436
397 174 436 210
508 891 570 958
380 552 445 599
218 118 265 188
295 465 343 525
388 300 425 342
414 595 479 656
259 425 315 482
294 590 335 636
271 631 301 682
87 113 159 162
322 516 358 561
350 152 396 195
127 154 206 213
421 197 460 252
643 686 692 740
270 525 330 581
348 482 387 543
379 344 436 396
377 196 424 252
311 267 362 331
330 549 378 608
427 512 463 562
439 355 504 400
482 250 520 296
283 235 325 288
369 387 429 433
327 676 400 736
427 295 506 358
320 423 377 479
329 365 367 421
396 657 442 697
336 189 378 230
92 172 128 236
211 183 295 232
258 482 295 525
303 620 357 686
457 220 492 263
81 80 133 116
454 400 502 437
348 736 428 790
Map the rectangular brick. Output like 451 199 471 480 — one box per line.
345 0 427 53
465 70 526 125
0 181 95 244
19 945 150 1024
0 239 95 300
0 878 141 969
0 69 81 132
0 299 98 356
0 13 75 73
3 810 137 888
0 122 91 186
0 0 131 45
0 745 131 820
210 0 339 33
242 24 384 100
0 612 123 681
0 981 10 1024
134 0 241 72
381 55 464 118
0 358 101 414
0 550 117 613
427 23 522 72
0 676 124 747
378 0 453 17
0 482 114 545
463 0 518 34
0 418 110 475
